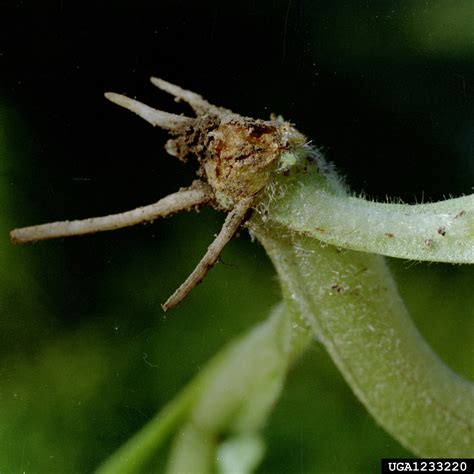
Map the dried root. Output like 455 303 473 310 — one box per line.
10 181 212 244
162 195 255 311
11 78 304 310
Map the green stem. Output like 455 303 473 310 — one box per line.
266 149 474 263
164 303 311 472
96 304 312 473
95 338 235 474
251 217 474 457
165 424 216 474
95 370 201 474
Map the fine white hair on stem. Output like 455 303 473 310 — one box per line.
104 92 195 130
266 158 474 264
162 196 255 312
10 181 213 244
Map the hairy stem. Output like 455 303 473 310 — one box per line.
251 216 474 457
267 150 474 263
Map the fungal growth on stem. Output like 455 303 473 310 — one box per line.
10 78 306 310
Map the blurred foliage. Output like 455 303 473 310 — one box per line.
0 1 473 472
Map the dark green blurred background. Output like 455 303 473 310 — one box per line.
0 1 473 472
